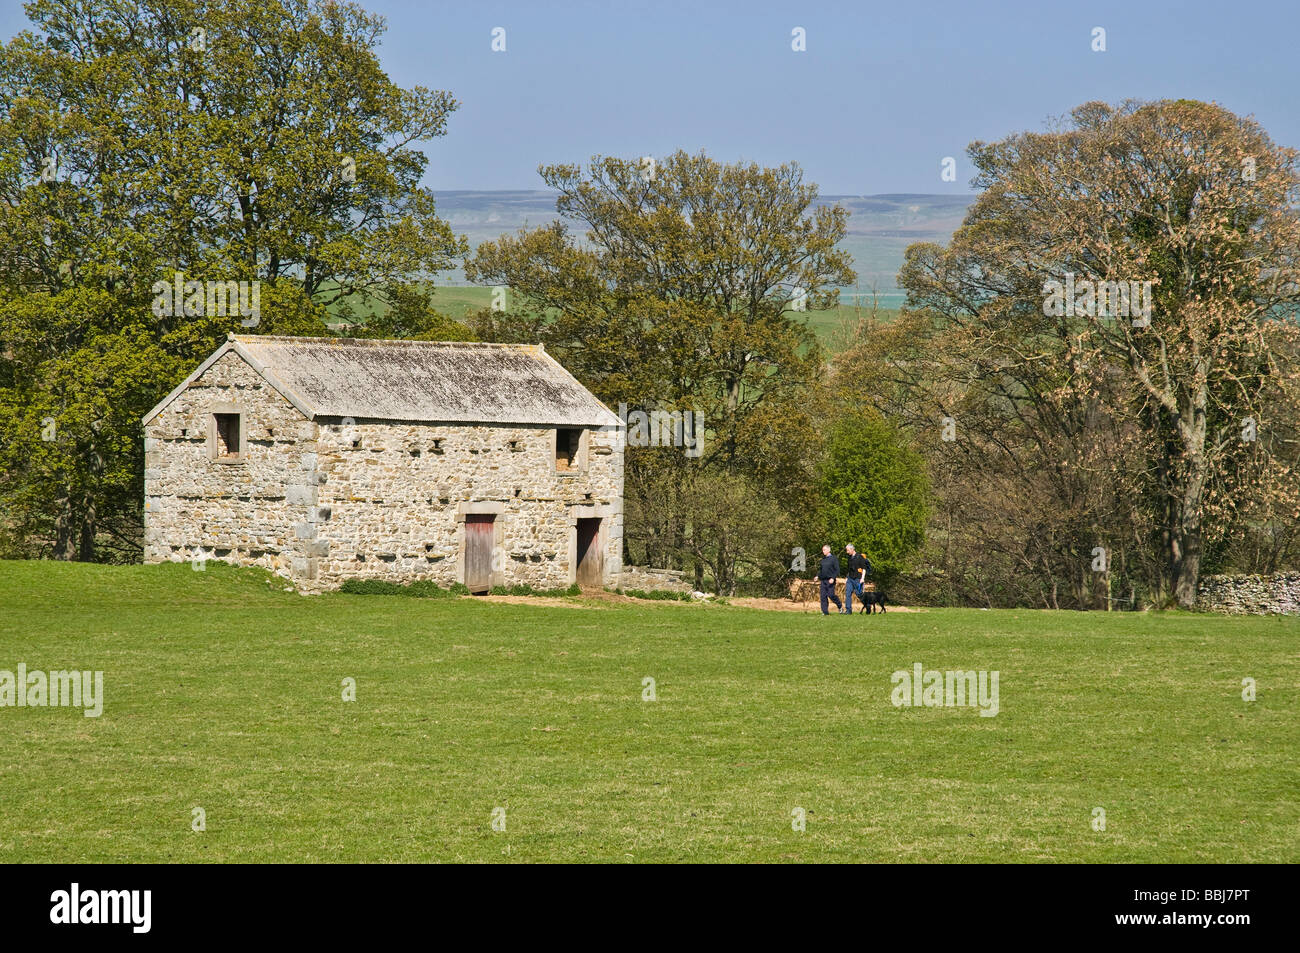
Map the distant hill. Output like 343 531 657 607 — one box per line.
432 190 975 303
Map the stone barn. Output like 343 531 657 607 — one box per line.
142 335 624 593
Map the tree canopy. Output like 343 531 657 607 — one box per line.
0 0 465 559
467 150 855 592
869 100 1300 607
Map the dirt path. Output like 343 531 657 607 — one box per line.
728 597 921 613
457 591 921 612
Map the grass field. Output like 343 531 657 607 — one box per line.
1 560 1295 863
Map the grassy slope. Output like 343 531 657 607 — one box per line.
1 560 1295 863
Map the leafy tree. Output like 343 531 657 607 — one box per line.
467 151 854 590
2 0 465 305
0 290 181 560
811 413 929 588
836 290 1163 609
896 100 1300 607
0 0 465 559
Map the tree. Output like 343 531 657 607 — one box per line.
467 151 854 590
0 0 465 559
0 290 182 561
637 469 793 597
811 413 929 589
835 292 1166 609
896 100 1300 607
1 0 465 305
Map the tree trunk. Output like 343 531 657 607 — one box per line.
1072 555 1089 609
1170 383 1211 608
78 492 96 562
1171 480 1205 608
53 493 75 560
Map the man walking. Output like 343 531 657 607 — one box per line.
844 543 869 614
816 544 843 615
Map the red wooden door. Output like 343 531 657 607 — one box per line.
465 515 495 593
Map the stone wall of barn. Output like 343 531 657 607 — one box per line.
312 419 623 591
144 352 624 592
143 351 320 582
144 345 317 577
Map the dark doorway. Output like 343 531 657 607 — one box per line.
464 514 495 594
575 517 603 587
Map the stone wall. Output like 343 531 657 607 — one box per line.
313 417 623 591
144 351 625 592
619 566 694 594
1197 572 1300 615
144 351 316 580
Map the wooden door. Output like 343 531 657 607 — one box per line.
575 517 603 587
465 515 495 594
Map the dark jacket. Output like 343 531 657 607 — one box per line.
817 554 841 580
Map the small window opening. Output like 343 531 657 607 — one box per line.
508 439 519 451
556 428 583 472
215 413 240 459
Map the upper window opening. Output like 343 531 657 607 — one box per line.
556 428 584 472
215 413 241 459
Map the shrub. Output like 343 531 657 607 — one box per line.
488 583 581 597
338 578 462 598
622 588 693 601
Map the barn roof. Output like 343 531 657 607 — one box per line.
142 335 621 427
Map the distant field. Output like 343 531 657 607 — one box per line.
427 284 501 320
325 284 497 330
2 560 1295 863
331 283 899 343
325 188 951 340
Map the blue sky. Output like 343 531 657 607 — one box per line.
5 0 1299 194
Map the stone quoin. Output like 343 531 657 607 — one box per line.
142 335 625 593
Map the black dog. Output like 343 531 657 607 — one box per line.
859 591 888 614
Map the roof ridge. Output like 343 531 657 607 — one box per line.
230 334 541 350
